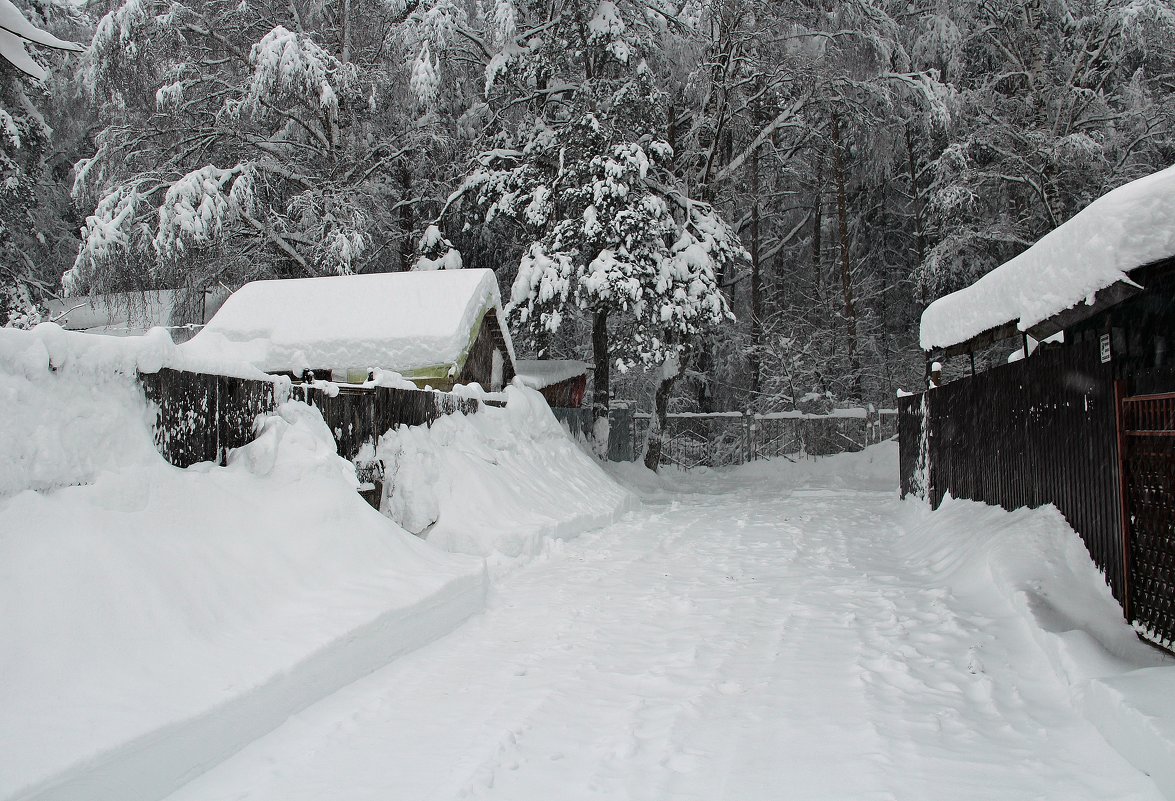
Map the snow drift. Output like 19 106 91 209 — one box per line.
0 332 488 801
897 496 1175 798
1 326 641 801
378 381 637 562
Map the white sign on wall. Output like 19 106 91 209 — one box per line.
1100 333 1111 363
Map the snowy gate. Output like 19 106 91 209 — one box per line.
554 407 897 466
1118 393 1175 648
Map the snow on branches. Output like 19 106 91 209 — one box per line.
66 185 151 294
244 27 346 119
154 165 255 259
414 224 462 270
464 115 737 370
69 0 444 292
0 0 82 82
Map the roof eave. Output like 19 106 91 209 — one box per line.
926 256 1175 360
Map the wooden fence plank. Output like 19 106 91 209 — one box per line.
898 341 1126 603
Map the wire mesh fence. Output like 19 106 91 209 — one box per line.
552 406 897 467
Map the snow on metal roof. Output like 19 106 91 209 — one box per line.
183 269 515 375
514 359 590 390
920 165 1175 352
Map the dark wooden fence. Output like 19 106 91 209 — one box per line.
141 370 275 468
288 383 479 461
897 341 1126 602
141 368 480 471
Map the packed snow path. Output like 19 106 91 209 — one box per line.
164 468 1162 801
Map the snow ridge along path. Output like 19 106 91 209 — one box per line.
161 447 1168 801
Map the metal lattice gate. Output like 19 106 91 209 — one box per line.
1119 392 1175 649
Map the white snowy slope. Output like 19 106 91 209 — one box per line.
0 334 487 801
921 165 1175 351
0 324 274 496
158 444 1172 801
379 381 636 562
183 269 515 375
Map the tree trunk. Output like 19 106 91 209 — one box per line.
398 160 414 271
830 114 861 401
591 308 610 457
749 146 763 400
694 347 716 412
810 157 826 395
643 352 686 471
905 126 926 284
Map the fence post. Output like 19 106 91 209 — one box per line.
743 412 752 464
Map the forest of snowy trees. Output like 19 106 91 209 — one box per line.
2 0 1174 413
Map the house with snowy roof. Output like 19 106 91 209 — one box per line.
514 360 590 408
920 165 1175 374
899 165 1175 653
183 269 516 391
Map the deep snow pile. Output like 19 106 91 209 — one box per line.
0 337 487 801
0 322 273 497
896 496 1175 797
378 381 636 561
921 164 1175 351
140 441 1167 801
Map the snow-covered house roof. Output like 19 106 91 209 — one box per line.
921 165 1175 354
514 360 590 391
182 269 516 385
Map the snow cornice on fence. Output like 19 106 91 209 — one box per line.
920 165 1175 359
0 322 277 382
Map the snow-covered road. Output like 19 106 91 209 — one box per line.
163 465 1163 801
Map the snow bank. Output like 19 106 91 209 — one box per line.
0 352 157 497
921 165 1175 351
0 358 486 801
0 324 273 498
897 498 1175 797
184 269 516 374
378 381 637 562
0 321 274 381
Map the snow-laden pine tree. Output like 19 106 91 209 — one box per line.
66 0 484 300
442 0 741 458
0 0 83 327
915 0 1175 299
